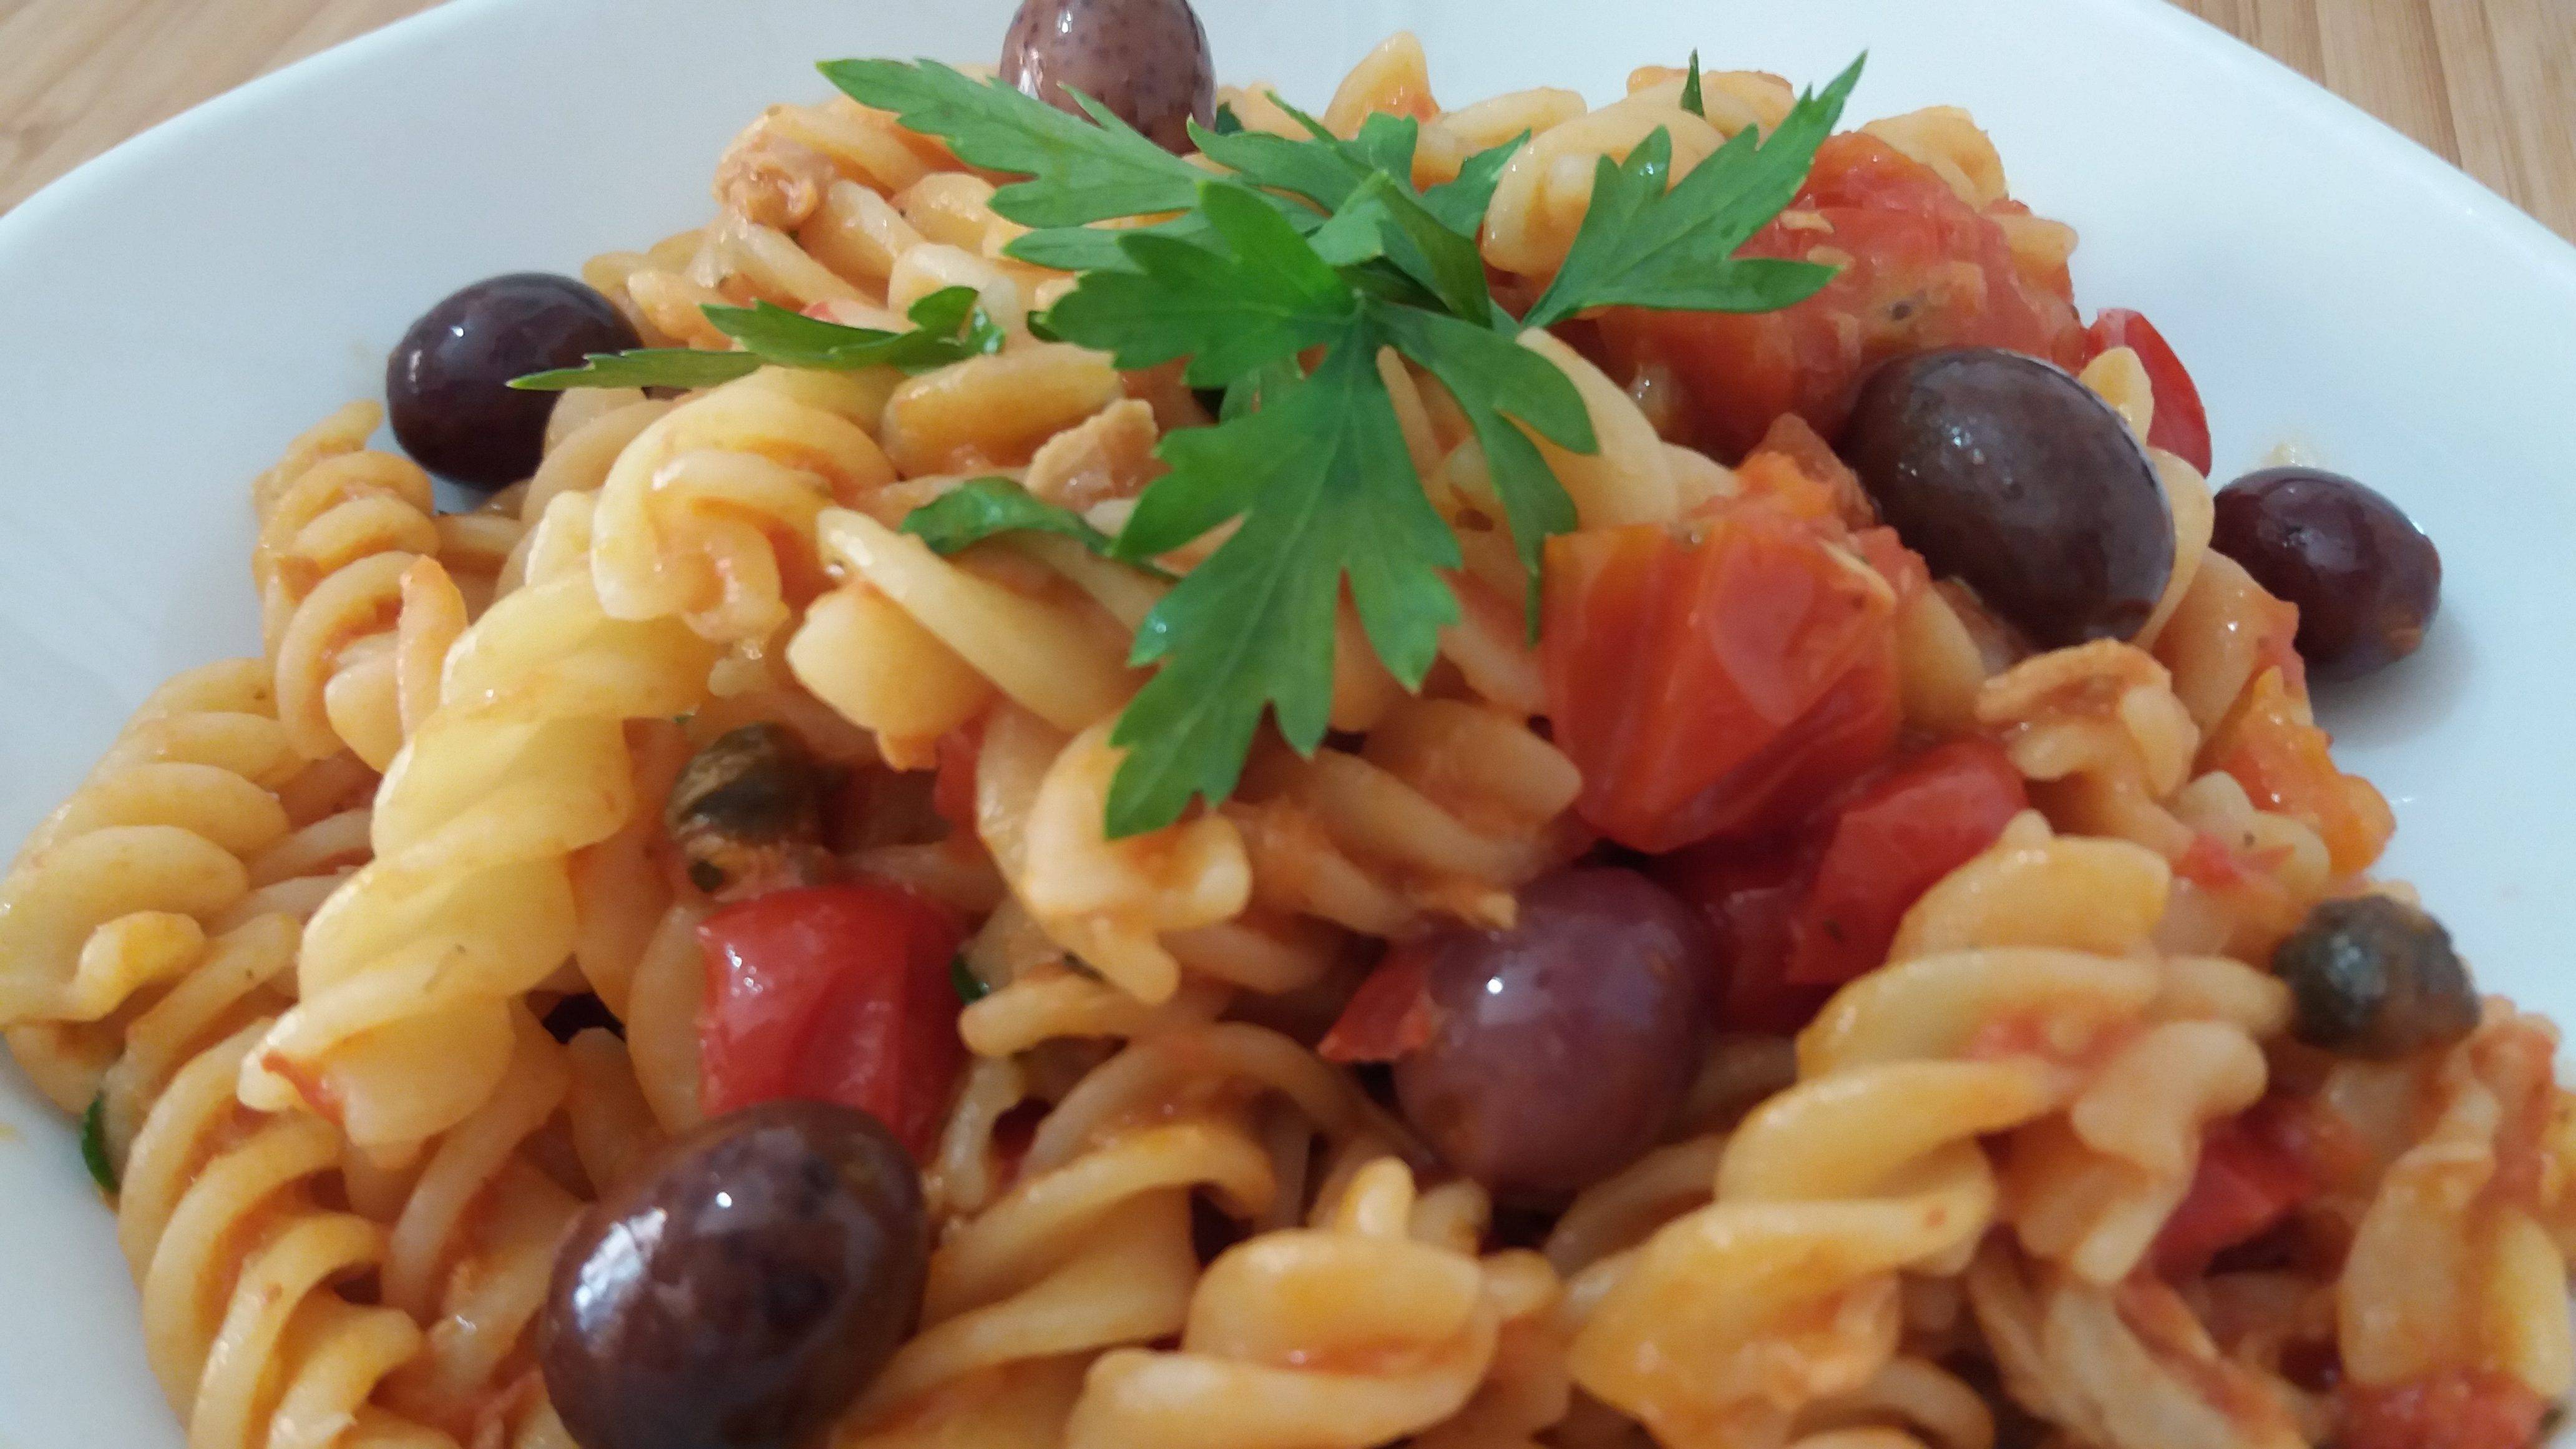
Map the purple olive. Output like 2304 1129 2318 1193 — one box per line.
1000 0 1215 153
2211 467 2440 681
540 1100 926 1449
1841 347 2174 647
1394 869 1713 1203
388 273 637 489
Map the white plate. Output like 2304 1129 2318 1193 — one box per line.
4 0 2574 1442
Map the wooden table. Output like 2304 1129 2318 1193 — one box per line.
1 0 2570 239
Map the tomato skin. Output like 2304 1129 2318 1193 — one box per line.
2087 308 2212 475
2150 1100 2321 1277
1542 505 1900 854
1654 844 1833 1034
1318 942 1438 1065
1786 738 2027 985
2205 668 2393 876
2343 1371 2548 1449
1598 132 2087 461
697 882 967 1159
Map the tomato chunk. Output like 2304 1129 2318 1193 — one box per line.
1543 505 1900 853
2343 1371 2549 1449
1786 738 2028 985
2204 667 2393 876
1655 842 1832 1035
1657 738 2024 1030
698 881 967 1158
1596 132 2086 461
1318 942 1438 1065
2151 1100 2321 1277
2087 308 2213 475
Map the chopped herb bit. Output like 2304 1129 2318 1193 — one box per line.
902 476 1176 580
950 955 993 1004
1681 51 1706 117
1211 100 1246 135
80 1093 116 1195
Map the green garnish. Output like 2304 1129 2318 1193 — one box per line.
950 955 993 1004
1681 51 1706 117
510 286 1003 391
816 51 1860 834
80 1093 116 1195
1211 100 1246 135
507 348 764 391
1521 56 1862 328
901 476 1174 580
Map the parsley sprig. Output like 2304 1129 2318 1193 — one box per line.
812 54 1861 834
511 285 1005 391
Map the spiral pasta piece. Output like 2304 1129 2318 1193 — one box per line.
250 402 478 771
1569 815 2288 1447
238 562 720 1150
1063 1159 1510 1449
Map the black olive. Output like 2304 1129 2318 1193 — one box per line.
2211 467 2441 682
1393 869 1712 1204
667 724 833 901
541 992 623 1043
387 273 638 489
541 1100 928 1449
2271 896 2478 1060
1000 0 1216 154
1840 348 2174 647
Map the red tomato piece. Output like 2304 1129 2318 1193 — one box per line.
1542 506 1900 853
1654 842 1832 1035
2343 1371 2548 1449
1596 132 2087 461
2150 1101 2321 1277
697 881 967 1159
930 721 984 835
1785 738 2027 985
1318 942 1438 1065
2205 668 2393 877
2087 308 2213 475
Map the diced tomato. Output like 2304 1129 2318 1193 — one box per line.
697 881 967 1159
1785 738 2027 985
1730 414 1874 529
2343 1371 2548 1449
1318 942 1439 1064
2151 1100 2321 1277
930 721 984 835
2204 667 2393 876
2086 308 2213 475
1594 132 2087 461
1543 505 1900 853
1850 526 1930 606
1655 842 1833 1034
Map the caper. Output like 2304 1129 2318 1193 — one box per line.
667 724 834 900
2271 895 2478 1060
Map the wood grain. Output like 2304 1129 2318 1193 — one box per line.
0 0 2570 238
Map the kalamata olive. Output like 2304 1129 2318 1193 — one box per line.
2211 467 2441 681
1394 869 1712 1203
541 1100 927 1449
1841 348 2174 647
667 723 834 900
2271 895 2477 1060
1000 0 1215 154
388 273 637 489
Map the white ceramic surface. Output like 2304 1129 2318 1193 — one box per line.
4 0 2574 1442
